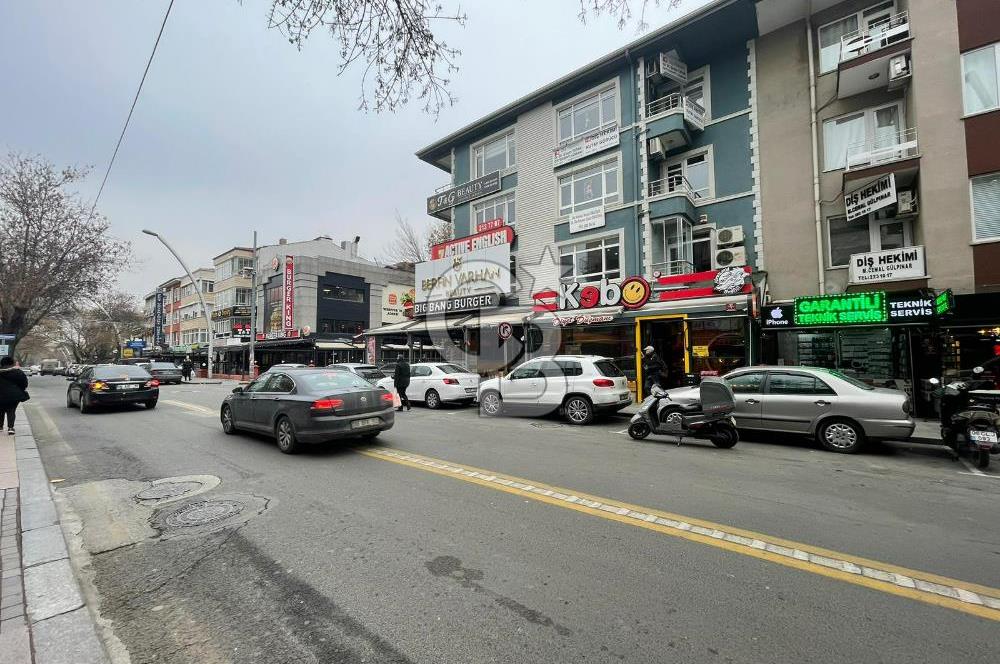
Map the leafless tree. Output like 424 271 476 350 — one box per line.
0 153 131 354
426 218 453 250
383 210 428 263
32 293 144 363
579 0 682 32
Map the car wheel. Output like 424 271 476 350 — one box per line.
145 400 157 410
79 394 91 414
480 390 502 417
275 416 300 454
220 405 237 435
563 396 594 425
817 418 865 454
425 389 441 410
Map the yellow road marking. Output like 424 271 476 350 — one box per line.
357 446 1000 622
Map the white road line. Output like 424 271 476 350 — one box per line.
161 400 216 417
959 458 987 476
959 471 1000 479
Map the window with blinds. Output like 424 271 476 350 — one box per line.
972 173 1000 241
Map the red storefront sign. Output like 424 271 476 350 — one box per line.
476 217 506 233
283 256 294 331
430 225 514 259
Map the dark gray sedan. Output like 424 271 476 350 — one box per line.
148 362 183 384
220 369 395 453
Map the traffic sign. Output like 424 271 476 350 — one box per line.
0 334 15 342
126 340 146 350
498 322 513 340
0 344 9 356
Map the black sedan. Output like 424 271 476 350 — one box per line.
66 365 159 413
148 361 183 384
220 369 395 454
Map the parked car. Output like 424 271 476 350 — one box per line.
378 361 398 376
264 363 309 372
375 362 479 408
66 364 159 413
220 369 395 453
327 363 387 384
147 361 183 384
478 355 631 425
662 366 914 454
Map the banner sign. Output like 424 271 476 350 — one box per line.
232 322 252 338
888 296 933 321
935 289 954 316
282 256 294 332
426 172 501 215
794 292 888 326
430 226 514 259
153 290 165 346
415 243 511 306
126 339 146 349
366 337 377 364
849 246 925 284
212 305 252 321
412 292 499 316
845 173 896 221
553 124 620 168
476 217 506 233
382 284 415 324
256 329 301 341
552 314 616 326
568 206 606 234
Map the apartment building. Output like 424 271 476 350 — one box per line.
211 247 254 340
174 268 215 349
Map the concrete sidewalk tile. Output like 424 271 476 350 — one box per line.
32 607 110 664
24 559 83 623
20 500 57 531
22 524 68 568
0 472 18 490
0 616 32 664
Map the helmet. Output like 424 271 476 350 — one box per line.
643 346 654 354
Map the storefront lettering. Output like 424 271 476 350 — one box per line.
536 276 651 313
430 226 514 259
794 292 888 326
889 298 933 319
552 314 615 327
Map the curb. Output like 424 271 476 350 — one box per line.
8 421 109 664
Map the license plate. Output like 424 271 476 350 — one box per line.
465 388 476 394
969 430 998 443
351 417 381 429
619 393 630 401
118 384 139 390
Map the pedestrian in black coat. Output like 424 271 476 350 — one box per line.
641 345 668 396
393 354 411 411
0 357 29 435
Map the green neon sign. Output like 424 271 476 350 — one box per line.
794 292 888 326
934 289 954 316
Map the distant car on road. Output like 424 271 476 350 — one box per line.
478 355 631 425
662 366 914 454
327 363 387 383
148 361 183 385
66 364 159 414
221 369 395 453
375 362 479 409
40 359 61 376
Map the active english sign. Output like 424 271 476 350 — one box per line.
845 173 896 222
430 226 514 259
849 246 925 284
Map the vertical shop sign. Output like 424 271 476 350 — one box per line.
282 256 294 332
153 290 165 346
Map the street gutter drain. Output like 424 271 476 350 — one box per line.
136 482 202 503
164 500 245 528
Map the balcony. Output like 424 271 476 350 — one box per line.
844 127 920 188
645 94 705 154
648 174 702 200
837 12 912 99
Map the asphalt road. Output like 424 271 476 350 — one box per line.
21 375 1000 663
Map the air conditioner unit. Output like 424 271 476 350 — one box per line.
713 246 747 269
715 225 744 246
889 54 911 82
649 137 667 160
897 189 918 214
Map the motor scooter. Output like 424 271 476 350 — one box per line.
931 367 1000 469
627 377 739 448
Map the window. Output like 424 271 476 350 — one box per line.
319 319 365 334
817 2 894 73
971 173 1000 241
827 211 913 268
410 366 432 377
766 373 837 396
660 152 711 199
963 43 1000 116
511 362 542 380
554 360 583 377
437 364 470 374
651 217 693 276
246 377 272 393
558 160 619 215
235 288 252 306
594 359 625 378
822 102 903 171
725 372 764 394
321 285 365 302
473 131 515 177
268 374 296 393
558 87 617 143
474 193 516 228
649 67 710 119
559 236 621 284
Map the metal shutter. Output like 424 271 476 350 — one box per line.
972 173 1000 241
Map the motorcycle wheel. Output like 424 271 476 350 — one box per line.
628 422 651 440
709 425 739 449
975 449 990 469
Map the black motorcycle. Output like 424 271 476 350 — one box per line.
931 368 1000 469
628 378 739 448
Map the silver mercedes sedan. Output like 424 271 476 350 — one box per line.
662 366 914 454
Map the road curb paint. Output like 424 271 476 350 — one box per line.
358 446 1000 622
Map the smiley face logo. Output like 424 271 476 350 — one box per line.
619 276 651 310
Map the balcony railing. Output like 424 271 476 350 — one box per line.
648 174 703 199
645 93 706 130
650 260 694 278
845 127 919 171
840 12 910 63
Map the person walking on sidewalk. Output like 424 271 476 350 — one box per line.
0 356 29 435
393 354 411 412
181 355 194 382
641 345 668 396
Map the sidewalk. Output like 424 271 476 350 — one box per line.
0 418 109 664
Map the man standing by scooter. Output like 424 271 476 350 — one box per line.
642 346 668 396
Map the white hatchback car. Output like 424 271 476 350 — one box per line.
376 362 480 409
478 355 631 425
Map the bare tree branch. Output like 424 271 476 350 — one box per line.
578 0 682 32
382 210 428 263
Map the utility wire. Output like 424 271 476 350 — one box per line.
90 0 175 216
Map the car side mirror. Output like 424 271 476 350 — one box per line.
232 386 244 394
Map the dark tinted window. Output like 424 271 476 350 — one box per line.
438 364 469 374
593 360 624 377
411 366 433 377
511 363 541 380
725 372 764 394
268 374 296 393
767 373 836 395
357 369 385 381
537 361 564 378
555 360 583 377
94 366 150 380
245 378 271 393
298 372 373 391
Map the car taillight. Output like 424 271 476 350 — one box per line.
593 378 615 388
902 398 911 415
311 398 344 411
89 381 108 391
145 380 160 388
381 392 395 403
443 378 459 385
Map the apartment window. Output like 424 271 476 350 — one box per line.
971 173 1000 241
651 217 693 276
235 287 252 306
650 67 710 118
559 160 619 215
321 285 365 303
474 192 516 228
558 87 617 144
827 211 912 268
319 319 365 334
662 151 712 199
817 2 894 73
473 131 515 177
559 236 621 283
962 43 1000 116
822 102 903 171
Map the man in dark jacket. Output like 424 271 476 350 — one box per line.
393 354 411 412
0 357 29 435
641 345 668 397
181 356 194 382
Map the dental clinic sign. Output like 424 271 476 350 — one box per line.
845 173 896 221
849 246 926 284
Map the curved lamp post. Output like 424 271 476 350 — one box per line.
141 229 213 378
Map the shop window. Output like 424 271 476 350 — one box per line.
473 131 516 177
321 285 365 303
557 87 617 144
559 236 621 284
319 319 365 334
766 373 837 396
817 2 894 74
971 172 1000 241
725 372 764 394
688 318 748 377
559 160 620 215
827 211 913 268
651 217 693 276
822 101 903 171
474 192 516 228
962 42 1000 116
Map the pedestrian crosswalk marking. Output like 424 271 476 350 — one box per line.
358 446 1000 622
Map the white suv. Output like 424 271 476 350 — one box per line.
478 355 631 425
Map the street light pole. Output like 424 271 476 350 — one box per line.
249 230 257 376
142 229 213 379
88 298 123 359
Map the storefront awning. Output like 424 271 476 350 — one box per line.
315 341 363 350
362 320 418 336
634 294 749 316
462 308 534 328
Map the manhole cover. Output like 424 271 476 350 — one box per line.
164 500 245 528
136 482 202 502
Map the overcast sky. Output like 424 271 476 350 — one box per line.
1 0 710 297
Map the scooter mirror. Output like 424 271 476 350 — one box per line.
928 377 940 386
973 366 985 375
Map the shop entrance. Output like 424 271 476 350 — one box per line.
636 317 686 396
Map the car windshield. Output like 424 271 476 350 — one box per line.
814 368 874 390
151 363 177 369
357 368 385 380
94 366 150 380
594 360 625 377
437 364 469 374
298 371 375 391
